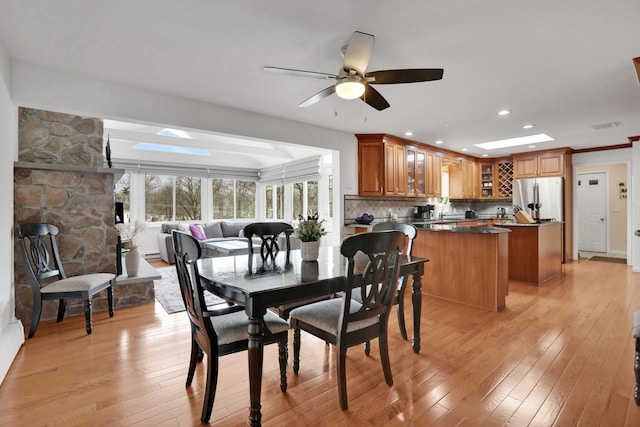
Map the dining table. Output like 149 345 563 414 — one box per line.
198 245 427 427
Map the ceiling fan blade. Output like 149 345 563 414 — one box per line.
366 68 444 84
263 66 336 80
299 85 336 107
360 84 390 111
343 31 375 75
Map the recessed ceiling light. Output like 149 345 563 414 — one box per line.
529 145 537 149
498 109 510 116
461 148 468 152
482 154 489 157
404 131 414 137
522 124 535 129
473 133 554 150
435 140 443 145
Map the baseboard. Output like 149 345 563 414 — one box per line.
0 320 25 385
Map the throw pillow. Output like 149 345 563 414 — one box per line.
178 223 191 234
189 224 207 241
203 221 223 238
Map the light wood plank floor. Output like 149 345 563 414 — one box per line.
2 258 640 426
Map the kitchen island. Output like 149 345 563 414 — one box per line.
412 224 510 312
494 221 562 285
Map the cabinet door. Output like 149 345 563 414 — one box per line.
406 146 416 195
426 151 442 197
415 149 426 196
384 143 406 196
462 160 478 198
358 142 384 195
479 161 494 198
538 153 564 176
513 155 538 178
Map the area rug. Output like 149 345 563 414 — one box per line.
154 266 225 314
588 256 627 264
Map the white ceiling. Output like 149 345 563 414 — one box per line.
1 0 639 159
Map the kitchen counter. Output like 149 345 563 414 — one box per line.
494 221 562 285
413 225 509 312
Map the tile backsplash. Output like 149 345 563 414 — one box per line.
344 195 514 223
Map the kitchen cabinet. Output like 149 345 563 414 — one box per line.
426 151 442 197
479 161 495 198
513 152 564 178
479 159 513 199
462 159 478 198
385 142 406 195
356 135 406 196
407 146 427 197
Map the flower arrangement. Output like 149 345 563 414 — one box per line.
115 220 146 251
294 212 327 242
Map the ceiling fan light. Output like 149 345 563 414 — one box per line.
336 81 365 99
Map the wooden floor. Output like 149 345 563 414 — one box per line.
2 258 640 426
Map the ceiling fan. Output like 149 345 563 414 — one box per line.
263 31 443 111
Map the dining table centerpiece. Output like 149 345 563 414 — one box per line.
294 212 326 261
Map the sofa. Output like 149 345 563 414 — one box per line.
158 221 250 264
158 221 300 264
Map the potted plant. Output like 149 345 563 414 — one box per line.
294 212 326 261
116 220 146 276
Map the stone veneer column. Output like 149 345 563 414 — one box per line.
13 108 151 323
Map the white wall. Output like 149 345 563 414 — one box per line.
0 40 24 385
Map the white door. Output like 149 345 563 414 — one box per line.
577 172 607 252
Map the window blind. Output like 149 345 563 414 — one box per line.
258 155 321 185
112 159 259 181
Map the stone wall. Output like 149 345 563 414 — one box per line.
13 108 150 324
18 108 104 167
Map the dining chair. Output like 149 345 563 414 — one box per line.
172 230 289 423
289 230 404 410
243 222 294 261
370 221 417 341
16 223 115 338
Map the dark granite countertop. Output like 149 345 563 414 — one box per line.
415 224 511 234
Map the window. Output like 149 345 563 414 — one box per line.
292 180 318 218
145 174 202 222
264 184 284 220
212 179 256 219
114 173 130 222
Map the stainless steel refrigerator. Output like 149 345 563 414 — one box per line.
512 177 564 222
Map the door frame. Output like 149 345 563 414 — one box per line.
572 159 631 262
576 170 609 254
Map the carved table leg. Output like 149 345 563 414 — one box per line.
248 315 264 426
411 269 423 354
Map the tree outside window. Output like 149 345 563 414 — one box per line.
114 173 130 222
145 174 201 222
292 180 318 218
213 179 256 219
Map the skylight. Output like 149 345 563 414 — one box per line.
133 143 210 156
156 128 193 139
473 134 554 150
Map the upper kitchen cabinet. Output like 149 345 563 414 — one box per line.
356 134 406 196
426 150 442 197
479 158 513 199
406 145 427 197
513 150 569 178
462 159 478 198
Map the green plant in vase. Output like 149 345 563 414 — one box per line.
294 212 326 261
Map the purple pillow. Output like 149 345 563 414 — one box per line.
189 224 207 241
